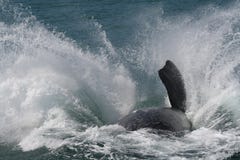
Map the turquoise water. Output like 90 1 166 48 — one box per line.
0 0 240 159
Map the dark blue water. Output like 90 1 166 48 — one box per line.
0 0 240 159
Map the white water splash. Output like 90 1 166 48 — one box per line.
0 1 240 159
0 3 136 147
130 3 240 129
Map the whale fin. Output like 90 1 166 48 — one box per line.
158 60 186 112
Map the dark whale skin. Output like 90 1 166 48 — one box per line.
118 108 192 132
118 60 192 132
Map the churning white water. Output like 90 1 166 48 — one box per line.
0 0 240 159
0 1 135 148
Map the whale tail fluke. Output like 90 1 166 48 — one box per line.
158 60 186 112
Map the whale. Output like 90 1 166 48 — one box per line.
118 60 192 132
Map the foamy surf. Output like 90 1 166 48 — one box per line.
0 0 240 159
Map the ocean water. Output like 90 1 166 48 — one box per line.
0 0 240 159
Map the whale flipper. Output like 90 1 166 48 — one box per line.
158 60 186 112
118 60 192 132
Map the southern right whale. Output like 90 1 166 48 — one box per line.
119 60 193 132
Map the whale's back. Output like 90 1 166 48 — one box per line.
119 108 192 132
118 60 192 132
